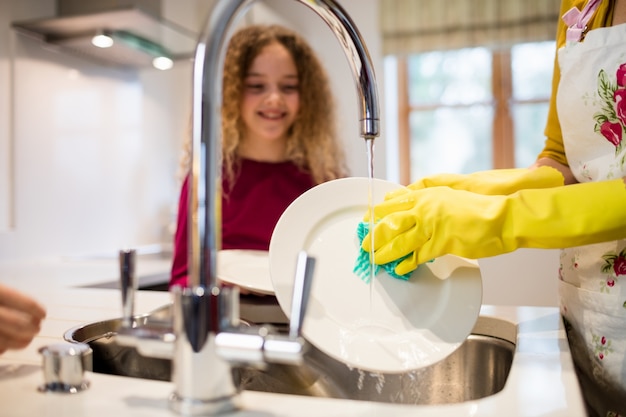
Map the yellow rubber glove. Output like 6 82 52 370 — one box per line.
398 166 564 196
362 179 626 276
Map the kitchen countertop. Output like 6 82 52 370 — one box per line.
0 256 587 416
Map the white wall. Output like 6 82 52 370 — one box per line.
479 249 559 307
0 0 192 260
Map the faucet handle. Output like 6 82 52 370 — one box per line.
289 251 315 339
215 251 315 367
259 251 315 364
119 249 137 328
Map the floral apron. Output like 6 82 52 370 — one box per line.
556 9 626 416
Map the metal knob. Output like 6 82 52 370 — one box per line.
38 342 91 393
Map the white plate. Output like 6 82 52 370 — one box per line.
218 250 274 295
269 177 482 373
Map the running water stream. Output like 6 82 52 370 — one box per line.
365 138 376 309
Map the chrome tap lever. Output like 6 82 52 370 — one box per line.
117 248 175 359
119 249 137 328
216 251 315 367
289 251 315 339
260 251 315 365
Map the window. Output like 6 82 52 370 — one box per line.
511 41 555 167
386 41 555 184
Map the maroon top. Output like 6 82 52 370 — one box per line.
170 158 315 288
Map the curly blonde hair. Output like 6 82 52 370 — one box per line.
180 24 348 186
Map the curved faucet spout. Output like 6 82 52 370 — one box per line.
169 0 380 414
189 0 380 293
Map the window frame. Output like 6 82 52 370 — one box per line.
394 47 551 185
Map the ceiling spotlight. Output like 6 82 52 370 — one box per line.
152 56 174 71
91 31 114 48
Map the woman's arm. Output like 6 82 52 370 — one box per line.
532 157 578 185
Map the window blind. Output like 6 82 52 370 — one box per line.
380 0 562 55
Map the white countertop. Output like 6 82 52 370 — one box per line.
0 257 586 416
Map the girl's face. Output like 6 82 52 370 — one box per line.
240 42 300 151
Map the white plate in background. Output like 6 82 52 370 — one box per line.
218 249 274 295
269 177 482 373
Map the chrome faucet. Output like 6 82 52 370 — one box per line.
117 1 379 415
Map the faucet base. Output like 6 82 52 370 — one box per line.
169 391 240 416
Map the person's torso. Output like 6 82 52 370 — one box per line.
555 3 626 401
221 158 315 250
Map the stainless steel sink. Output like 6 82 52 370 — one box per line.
65 304 516 405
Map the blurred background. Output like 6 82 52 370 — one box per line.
0 0 560 305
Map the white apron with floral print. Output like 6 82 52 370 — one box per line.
556 19 626 416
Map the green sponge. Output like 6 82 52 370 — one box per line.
353 222 412 283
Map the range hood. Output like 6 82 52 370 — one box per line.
12 0 199 69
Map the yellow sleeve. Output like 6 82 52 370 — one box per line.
538 0 613 166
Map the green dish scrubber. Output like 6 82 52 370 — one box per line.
353 221 412 283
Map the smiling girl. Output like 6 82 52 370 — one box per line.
170 24 348 288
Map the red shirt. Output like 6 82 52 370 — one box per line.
170 158 315 288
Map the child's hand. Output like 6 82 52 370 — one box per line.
0 284 46 354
